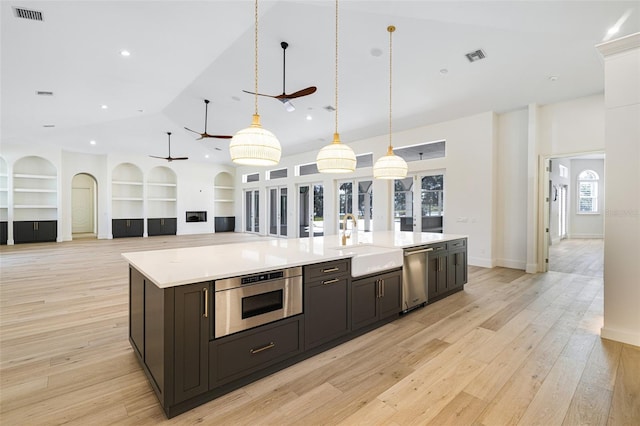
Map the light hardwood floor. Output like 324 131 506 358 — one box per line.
549 238 604 277
1 234 638 425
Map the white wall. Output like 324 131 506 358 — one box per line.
570 158 604 238
495 109 528 269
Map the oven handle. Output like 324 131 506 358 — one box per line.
250 342 275 354
203 287 209 318
322 278 340 285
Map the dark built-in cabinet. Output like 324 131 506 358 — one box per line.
427 238 467 303
352 268 402 331
112 218 143 238
13 220 57 244
214 216 235 232
148 218 177 236
303 259 351 350
0 222 7 245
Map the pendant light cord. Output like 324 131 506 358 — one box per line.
254 0 259 116
388 25 394 151
335 0 339 136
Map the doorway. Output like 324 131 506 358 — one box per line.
244 189 260 233
72 173 97 238
268 186 287 237
298 183 323 237
393 173 444 233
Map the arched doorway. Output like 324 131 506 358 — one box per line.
72 173 98 238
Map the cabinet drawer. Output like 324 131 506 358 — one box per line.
447 239 466 250
212 317 303 385
304 259 350 281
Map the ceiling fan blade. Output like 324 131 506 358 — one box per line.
184 127 201 135
242 89 278 99
202 133 233 139
149 155 169 160
170 157 189 161
277 86 317 100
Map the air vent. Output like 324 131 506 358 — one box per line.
323 105 336 112
13 7 44 21
465 49 486 62
36 91 54 96
42 124 55 128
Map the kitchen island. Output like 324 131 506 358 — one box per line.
122 231 467 418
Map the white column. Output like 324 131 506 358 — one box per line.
596 33 640 347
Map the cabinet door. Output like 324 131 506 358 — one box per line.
174 282 210 404
112 219 128 238
13 221 35 243
378 270 402 320
35 220 57 242
305 277 350 349
128 219 144 237
129 267 145 358
147 219 161 236
164 218 177 235
351 276 378 331
427 252 448 299
448 249 467 290
0 222 7 245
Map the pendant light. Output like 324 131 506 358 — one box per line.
230 0 281 166
316 0 356 173
373 25 408 180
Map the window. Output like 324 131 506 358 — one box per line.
577 170 599 213
267 168 287 180
243 173 260 183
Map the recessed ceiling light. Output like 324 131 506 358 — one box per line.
89 140 96 145
101 104 108 109
120 50 131 57
306 114 313 121
205 154 210 159
439 68 449 75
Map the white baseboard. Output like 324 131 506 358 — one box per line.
525 263 538 274
496 258 526 270
601 326 640 347
568 234 604 239
468 257 494 268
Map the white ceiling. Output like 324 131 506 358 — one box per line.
2 1 639 165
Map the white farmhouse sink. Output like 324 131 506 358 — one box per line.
332 244 403 277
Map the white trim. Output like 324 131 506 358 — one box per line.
526 263 538 274
468 256 494 268
568 234 604 239
596 32 640 57
601 326 640 347
495 258 526 270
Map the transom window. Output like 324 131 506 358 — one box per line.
577 169 599 213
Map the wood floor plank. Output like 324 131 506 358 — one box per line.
608 344 640 425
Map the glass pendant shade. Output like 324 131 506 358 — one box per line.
316 132 357 173
373 146 408 179
230 114 281 166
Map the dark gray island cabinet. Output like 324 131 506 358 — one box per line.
127 236 467 418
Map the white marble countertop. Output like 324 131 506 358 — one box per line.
122 231 467 288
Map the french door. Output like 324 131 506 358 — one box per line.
244 189 259 233
393 173 444 233
298 183 323 237
268 186 287 237
337 180 373 232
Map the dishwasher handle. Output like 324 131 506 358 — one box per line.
404 247 434 257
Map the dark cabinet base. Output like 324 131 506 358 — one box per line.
0 221 7 245
13 220 57 244
112 219 143 238
148 218 177 236
214 217 235 232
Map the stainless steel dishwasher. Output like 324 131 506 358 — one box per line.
402 246 433 312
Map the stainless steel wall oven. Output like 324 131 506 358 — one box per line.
214 266 303 338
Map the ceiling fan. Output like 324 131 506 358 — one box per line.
184 99 233 139
243 41 317 112
149 132 188 162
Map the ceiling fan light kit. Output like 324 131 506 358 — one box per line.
316 0 357 174
373 25 408 180
231 0 282 166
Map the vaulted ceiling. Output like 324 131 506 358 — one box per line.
2 1 638 165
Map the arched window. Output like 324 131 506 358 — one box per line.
578 170 599 213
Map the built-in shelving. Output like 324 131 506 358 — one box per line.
214 172 235 232
147 166 177 218
112 163 144 220
12 156 58 222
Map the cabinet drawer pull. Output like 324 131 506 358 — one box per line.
322 267 340 273
203 288 209 318
250 342 275 354
322 278 340 285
